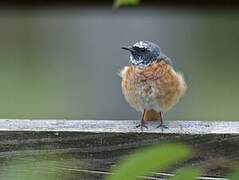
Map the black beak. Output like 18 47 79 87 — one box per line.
121 46 134 52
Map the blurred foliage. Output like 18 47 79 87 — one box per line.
107 143 190 180
229 168 239 180
113 0 140 8
107 142 239 179
0 157 71 180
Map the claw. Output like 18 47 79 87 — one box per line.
156 123 168 129
136 122 148 131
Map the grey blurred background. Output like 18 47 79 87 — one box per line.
0 7 239 121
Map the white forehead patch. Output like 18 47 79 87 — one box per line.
133 41 148 48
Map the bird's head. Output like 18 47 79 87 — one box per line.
122 41 171 68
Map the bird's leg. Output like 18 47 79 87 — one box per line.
136 109 148 130
156 112 168 129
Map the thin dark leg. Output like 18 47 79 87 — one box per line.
136 109 148 130
156 112 168 129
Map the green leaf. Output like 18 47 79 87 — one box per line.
229 168 239 180
113 0 140 8
0 157 71 180
107 143 190 180
170 167 201 180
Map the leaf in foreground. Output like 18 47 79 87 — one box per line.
107 143 190 180
113 0 140 8
229 168 239 180
0 157 71 180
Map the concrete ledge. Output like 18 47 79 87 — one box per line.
0 119 238 179
0 119 238 134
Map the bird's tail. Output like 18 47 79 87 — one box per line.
143 109 161 121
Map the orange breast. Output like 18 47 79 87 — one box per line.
120 61 187 112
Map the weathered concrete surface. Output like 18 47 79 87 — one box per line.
0 120 238 179
0 119 238 134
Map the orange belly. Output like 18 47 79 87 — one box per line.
120 61 187 113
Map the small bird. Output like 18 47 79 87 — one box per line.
120 41 187 130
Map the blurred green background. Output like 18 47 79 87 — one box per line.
0 7 239 120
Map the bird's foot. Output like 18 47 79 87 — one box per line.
156 123 168 129
136 122 148 131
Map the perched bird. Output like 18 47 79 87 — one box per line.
120 41 187 130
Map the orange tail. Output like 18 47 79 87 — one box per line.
143 109 161 121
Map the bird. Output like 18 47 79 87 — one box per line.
120 41 187 130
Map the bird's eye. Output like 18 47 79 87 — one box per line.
141 48 146 52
